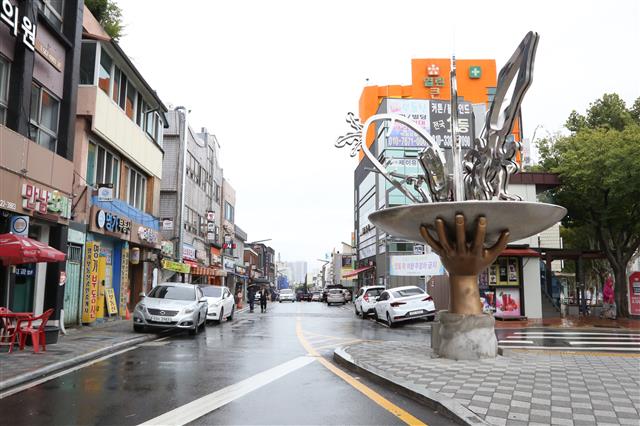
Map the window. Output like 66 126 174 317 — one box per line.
119 73 127 110
112 67 121 104
224 201 234 222
0 56 9 124
148 285 196 301
391 288 424 298
98 50 112 94
214 183 220 202
136 98 145 126
125 80 136 120
29 83 60 152
128 167 147 211
39 0 64 30
88 142 120 192
79 43 96 85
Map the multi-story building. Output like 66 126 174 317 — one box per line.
250 243 275 290
71 8 167 322
0 0 84 323
231 225 248 299
285 260 307 284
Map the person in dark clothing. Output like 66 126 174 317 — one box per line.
260 286 268 313
248 286 256 313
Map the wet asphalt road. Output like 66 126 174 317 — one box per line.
0 301 455 426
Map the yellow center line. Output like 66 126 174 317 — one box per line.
295 318 427 426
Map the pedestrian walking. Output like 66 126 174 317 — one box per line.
260 286 268 313
602 275 616 319
248 286 256 313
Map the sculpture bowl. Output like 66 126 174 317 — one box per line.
369 201 567 246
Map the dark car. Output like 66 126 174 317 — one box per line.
296 291 312 302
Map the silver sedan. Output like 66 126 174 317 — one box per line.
133 283 208 335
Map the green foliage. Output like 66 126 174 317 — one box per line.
85 0 124 41
565 93 639 132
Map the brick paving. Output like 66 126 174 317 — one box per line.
342 340 640 426
0 319 161 390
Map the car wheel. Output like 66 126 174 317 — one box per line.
189 316 200 335
355 305 359 316
386 312 395 328
228 306 234 321
215 308 224 324
374 310 380 322
133 324 145 333
279 300 282 303
360 308 367 319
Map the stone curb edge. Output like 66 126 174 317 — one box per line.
0 332 158 393
333 346 489 426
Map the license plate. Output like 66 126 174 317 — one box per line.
408 310 424 316
150 315 172 322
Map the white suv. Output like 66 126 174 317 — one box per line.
354 286 385 318
279 288 295 302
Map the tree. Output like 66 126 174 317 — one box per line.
85 0 124 41
538 94 640 316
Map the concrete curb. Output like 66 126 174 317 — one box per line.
0 332 158 393
333 346 489 426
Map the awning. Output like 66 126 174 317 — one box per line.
0 233 66 265
501 248 540 257
342 265 374 278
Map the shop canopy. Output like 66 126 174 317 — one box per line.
0 233 66 265
342 265 374 279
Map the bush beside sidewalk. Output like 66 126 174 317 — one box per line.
335 341 640 426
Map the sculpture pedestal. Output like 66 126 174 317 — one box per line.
437 311 497 360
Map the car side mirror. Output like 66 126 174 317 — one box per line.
139 292 146 298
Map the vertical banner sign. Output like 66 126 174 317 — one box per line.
96 257 107 319
81 242 101 323
629 272 640 316
120 244 130 314
105 288 119 315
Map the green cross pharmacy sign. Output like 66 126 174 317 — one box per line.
469 65 482 79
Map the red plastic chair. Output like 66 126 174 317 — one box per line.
0 307 18 343
17 308 54 353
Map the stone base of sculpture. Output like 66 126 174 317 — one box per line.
437 311 498 360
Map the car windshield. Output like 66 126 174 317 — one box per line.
392 288 424 298
366 288 383 297
148 285 195 301
200 286 222 297
281 289 293 294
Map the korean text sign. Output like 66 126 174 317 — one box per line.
81 242 101 323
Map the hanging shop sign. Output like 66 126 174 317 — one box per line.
161 241 174 257
119 243 130 315
81 242 100 323
162 259 191 274
10 215 29 236
130 247 140 264
235 265 247 275
21 184 71 219
95 209 131 235
182 244 196 261
162 218 174 231
0 0 36 51
97 184 114 201
206 211 215 222
34 38 62 71
223 258 236 272
629 272 640 317
105 288 118 316
138 226 159 244
389 253 444 277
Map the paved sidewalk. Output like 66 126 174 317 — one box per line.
494 317 640 331
335 340 640 426
0 319 160 392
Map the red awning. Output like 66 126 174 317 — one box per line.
501 248 540 257
0 233 66 265
342 265 374 278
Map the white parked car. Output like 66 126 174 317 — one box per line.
199 285 235 323
326 289 346 305
354 286 385 318
133 283 208 335
373 286 436 327
279 288 295 302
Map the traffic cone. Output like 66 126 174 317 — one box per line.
125 306 131 320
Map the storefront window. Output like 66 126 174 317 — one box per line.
0 56 9 124
479 256 523 317
29 83 60 152
79 43 96 85
98 50 112 94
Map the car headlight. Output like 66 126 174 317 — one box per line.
136 304 146 311
184 307 195 314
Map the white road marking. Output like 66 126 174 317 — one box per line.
499 345 640 352
513 331 640 337
507 335 640 340
138 355 316 426
498 340 533 344
0 346 138 399
569 341 640 346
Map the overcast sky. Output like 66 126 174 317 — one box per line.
116 0 639 272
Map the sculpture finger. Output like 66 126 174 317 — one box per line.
435 218 454 256
420 225 443 255
472 216 487 256
486 230 510 260
455 214 466 254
